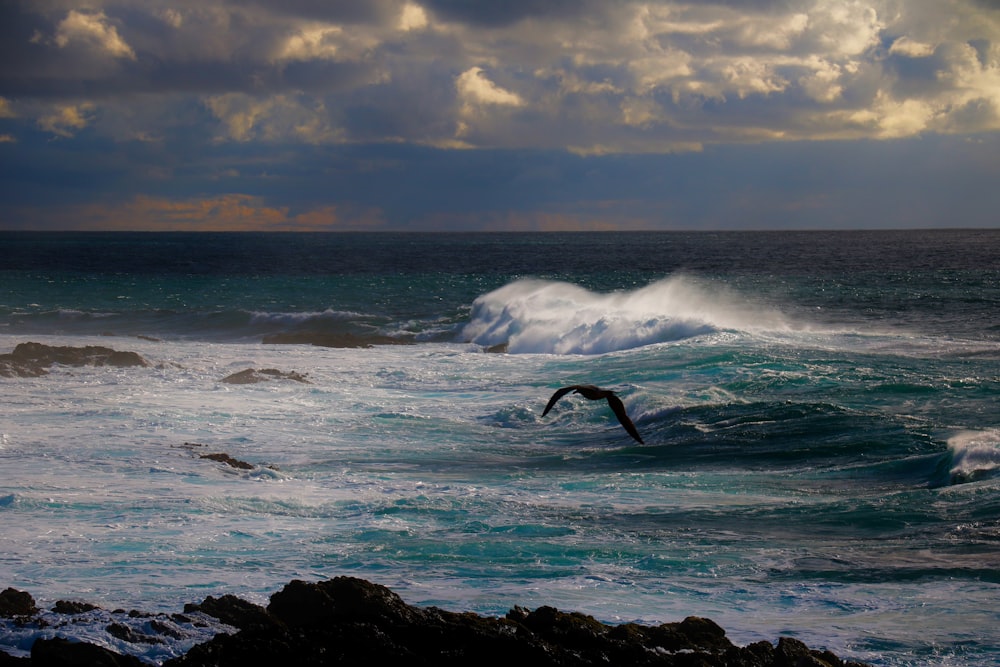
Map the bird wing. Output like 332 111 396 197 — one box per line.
542 386 578 416
605 394 644 444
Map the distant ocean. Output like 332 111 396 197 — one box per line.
2 230 999 665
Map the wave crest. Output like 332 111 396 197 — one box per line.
944 430 1000 485
461 277 787 354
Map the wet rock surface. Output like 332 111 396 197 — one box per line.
197 452 255 470
0 342 149 378
220 368 310 384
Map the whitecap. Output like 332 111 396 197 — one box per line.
460 277 788 355
946 429 1000 484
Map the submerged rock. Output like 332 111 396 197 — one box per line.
221 368 310 384
261 331 412 348
199 453 255 470
0 342 149 378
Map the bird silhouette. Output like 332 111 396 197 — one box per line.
542 384 644 444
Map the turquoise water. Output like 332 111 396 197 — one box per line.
1 231 999 664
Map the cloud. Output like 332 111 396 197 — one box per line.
37 103 95 138
889 36 936 58
1 1 999 231
204 93 342 143
3 1 999 152
51 10 136 60
456 67 524 108
31 194 386 231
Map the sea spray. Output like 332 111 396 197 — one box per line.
461 277 789 354
940 429 1000 485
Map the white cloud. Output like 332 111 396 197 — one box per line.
620 96 662 127
159 8 184 29
889 36 935 58
734 12 810 50
204 93 342 144
456 67 524 108
629 49 694 94
870 92 935 138
721 58 789 99
276 24 344 61
398 2 428 31
808 1 883 57
798 56 845 102
38 103 95 138
0 97 15 119
54 10 136 60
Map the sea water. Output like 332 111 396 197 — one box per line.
1 230 999 665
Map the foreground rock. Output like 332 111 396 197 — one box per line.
0 342 149 378
171 578 868 667
0 578 871 666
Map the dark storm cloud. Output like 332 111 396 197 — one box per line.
420 0 597 26
229 0 402 24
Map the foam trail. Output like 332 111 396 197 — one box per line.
461 277 788 354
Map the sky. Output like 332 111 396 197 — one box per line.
1 0 999 232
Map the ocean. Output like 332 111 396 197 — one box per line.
1 230 998 665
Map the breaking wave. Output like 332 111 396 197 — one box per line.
461 277 789 354
943 430 1000 485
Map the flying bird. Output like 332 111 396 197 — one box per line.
542 384 644 444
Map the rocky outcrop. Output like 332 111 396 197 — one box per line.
0 579 872 667
220 368 310 384
175 443 265 472
198 452 254 470
168 577 870 667
0 589 38 617
0 343 149 378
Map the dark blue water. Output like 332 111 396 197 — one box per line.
3 230 998 341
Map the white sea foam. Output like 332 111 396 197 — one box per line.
248 308 369 325
461 277 789 354
946 429 1000 483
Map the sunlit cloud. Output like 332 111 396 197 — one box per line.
889 36 936 58
456 67 524 109
51 10 136 60
34 195 386 232
398 2 429 31
37 103 95 138
204 93 343 144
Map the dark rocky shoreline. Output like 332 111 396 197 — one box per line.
2 578 870 666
